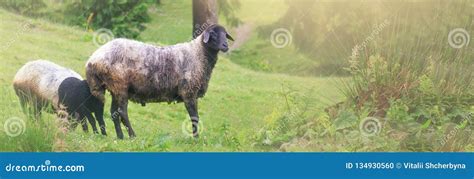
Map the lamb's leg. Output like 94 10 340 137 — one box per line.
111 97 124 139
67 112 78 130
15 90 30 117
94 104 107 136
117 100 136 138
68 114 78 130
33 100 43 120
17 94 28 115
184 98 199 138
84 111 99 134
79 113 89 132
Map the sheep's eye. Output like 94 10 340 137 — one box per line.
210 32 217 39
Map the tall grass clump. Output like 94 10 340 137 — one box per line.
0 86 62 151
336 1 473 151
342 1 473 116
252 82 332 151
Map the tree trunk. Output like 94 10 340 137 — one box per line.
192 0 218 38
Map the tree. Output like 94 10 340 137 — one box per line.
192 0 218 38
192 0 241 38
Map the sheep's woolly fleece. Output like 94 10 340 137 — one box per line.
13 60 82 109
86 35 214 104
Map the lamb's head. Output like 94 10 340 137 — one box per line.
202 24 234 52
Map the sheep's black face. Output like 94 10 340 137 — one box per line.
203 25 234 52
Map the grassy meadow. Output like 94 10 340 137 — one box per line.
0 0 473 152
0 2 343 151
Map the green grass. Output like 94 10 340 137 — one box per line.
222 0 322 76
0 9 343 152
229 33 319 76
3 0 471 152
233 0 287 26
140 1 192 45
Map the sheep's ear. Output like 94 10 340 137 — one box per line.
226 33 234 41
203 31 210 43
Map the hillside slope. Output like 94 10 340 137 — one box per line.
0 9 344 151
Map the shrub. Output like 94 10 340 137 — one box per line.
0 0 46 16
65 0 151 39
253 83 326 149
332 0 474 151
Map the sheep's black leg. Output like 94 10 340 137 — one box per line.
118 101 136 138
111 98 124 139
84 111 99 134
95 104 107 136
81 122 88 132
184 98 199 138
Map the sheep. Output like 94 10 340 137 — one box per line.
86 24 234 139
13 60 106 135
58 77 106 135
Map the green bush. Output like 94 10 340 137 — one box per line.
65 0 151 39
253 83 327 150
0 0 46 16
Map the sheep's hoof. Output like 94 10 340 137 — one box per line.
117 134 124 140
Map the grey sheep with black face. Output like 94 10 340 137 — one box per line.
13 60 106 135
86 24 234 139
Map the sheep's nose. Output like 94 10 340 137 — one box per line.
221 44 229 52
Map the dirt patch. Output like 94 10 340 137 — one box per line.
229 23 254 51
